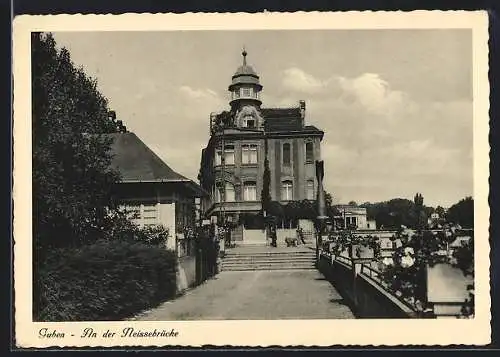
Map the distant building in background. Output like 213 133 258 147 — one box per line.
198 50 324 244
333 204 376 230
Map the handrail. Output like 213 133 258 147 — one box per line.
328 254 418 313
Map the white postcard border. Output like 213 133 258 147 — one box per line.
13 11 491 347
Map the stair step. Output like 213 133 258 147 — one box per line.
225 253 315 258
222 266 317 271
221 262 316 267
222 257 315 262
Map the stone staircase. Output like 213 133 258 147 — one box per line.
220 246 317 271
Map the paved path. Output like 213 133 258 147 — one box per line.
132 270 355 320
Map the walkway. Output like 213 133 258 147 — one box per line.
132 269 355 320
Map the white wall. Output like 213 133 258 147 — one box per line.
242 229 266 244
159 202 176 251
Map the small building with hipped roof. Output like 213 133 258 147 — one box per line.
105 132 207 253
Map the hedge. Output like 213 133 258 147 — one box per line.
35 239 177 321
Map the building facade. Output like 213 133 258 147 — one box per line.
198 50 324 241
107 132 207 254
333 204 376 230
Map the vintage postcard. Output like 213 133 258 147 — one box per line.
13 11 491 347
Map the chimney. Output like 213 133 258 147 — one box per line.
299 100 306 126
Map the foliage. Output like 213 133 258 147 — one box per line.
32 33 178 321
101 210 170 247
381 228 474 315
447 196 474 228
32 32 126 253
324 191 341 218
35 240 177 321
360 198 431 230
326 230 381 259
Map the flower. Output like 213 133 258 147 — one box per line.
404 247 415 256
401 255 415 268
382 257 394 266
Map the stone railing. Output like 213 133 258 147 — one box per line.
318 251 419 318
319 243 473 319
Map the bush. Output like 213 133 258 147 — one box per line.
35 239 177 321
100 210 170 247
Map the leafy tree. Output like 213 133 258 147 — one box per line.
435 206 446 218
32 32 125 253
348 200 357 206
360 197 433 230
324 191 340 219
447 197 474 228
413 192 427 230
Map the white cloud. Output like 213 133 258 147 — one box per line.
337 73 408 116
281 67 327 94
179 86 220 101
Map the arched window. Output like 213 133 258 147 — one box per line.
215 183 235 202
281 180 293 201
282 143 291 166
306 180 315 200
243 181 257 201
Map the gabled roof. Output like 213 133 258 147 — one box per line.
104 132 188 182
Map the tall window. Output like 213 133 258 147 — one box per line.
224 144 234 165
306 180 315 200
242 144 258 164
243 181 257 201
225 183 235 202
305 142 314 163
281 180 293 201
215 149 222 166
215 183 234 202
215 185 223 203
282 143 291 166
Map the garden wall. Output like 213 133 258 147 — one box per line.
178 255 197 292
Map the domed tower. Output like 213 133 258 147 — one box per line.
228 49 263 129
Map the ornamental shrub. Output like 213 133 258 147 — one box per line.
35 239 177 321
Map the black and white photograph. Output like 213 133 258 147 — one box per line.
13 11 490 347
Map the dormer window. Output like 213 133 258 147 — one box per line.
245 119 255 128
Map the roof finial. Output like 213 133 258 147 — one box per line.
242 46 247 66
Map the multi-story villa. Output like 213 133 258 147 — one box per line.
198 50 324 243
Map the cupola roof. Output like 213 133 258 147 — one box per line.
229 48 262 89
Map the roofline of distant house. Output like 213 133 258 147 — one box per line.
117 178 209 196
119 179 191 183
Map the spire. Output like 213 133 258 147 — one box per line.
242 47 247 66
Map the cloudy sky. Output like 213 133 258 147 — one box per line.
52 30 473 207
